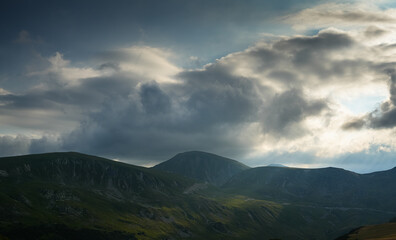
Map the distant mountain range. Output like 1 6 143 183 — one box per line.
0 151 395 239
223 166 396 211
267 163 288 168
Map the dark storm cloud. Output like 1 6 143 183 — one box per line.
310 10 396 23
0 75 136 109
60 66 266 161
178 65 265 127
0 92 67 110
228 31 368 90
273 31 353 51
246 48 283 71
233 30 360 86
0 74 142 135
262 89 327 137
139 82 172 114
369 108 396 128
272 31 364 81
267 71 300 88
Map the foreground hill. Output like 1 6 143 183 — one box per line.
0 152 393 240
153 151 250 186
223 166 396 211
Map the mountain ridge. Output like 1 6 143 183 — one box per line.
223 165 396 211
1 151 395 240
153 151 250 186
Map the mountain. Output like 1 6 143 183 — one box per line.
359 167 396 210
0 151 394 240
223 166 396 211
153 151 250 186
0 152 200 239
267 164 288 167
0 151 193 198
0 152 294 239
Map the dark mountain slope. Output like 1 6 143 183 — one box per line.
153 151 250 186
0 152 298 240
359 167 396 210
0 152 393 240
223 166 396 211
0 152 193 199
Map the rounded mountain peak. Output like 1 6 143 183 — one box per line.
153 151 250 186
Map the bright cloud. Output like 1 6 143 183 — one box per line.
30 52 102 85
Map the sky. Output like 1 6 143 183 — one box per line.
1 0 396 173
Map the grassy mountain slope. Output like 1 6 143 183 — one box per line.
153 151 250 186
0 152 394 240
223 166 396 211
0 152 295 239
0 152 193 198
0 152 197 239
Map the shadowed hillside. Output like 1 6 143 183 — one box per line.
0 152 394 240
223 166 396 211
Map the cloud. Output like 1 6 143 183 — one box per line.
342 118 366 130
99 46 180 83
245 144 396 173
0 135 31 157
30 52 101 85
342 70 396 130
1 23 396 168
61 62 264 161
0 88 10 95
56 30 372 161
261 88 327 138
364 25 389 38
285 3 396 30
0 134 61 158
